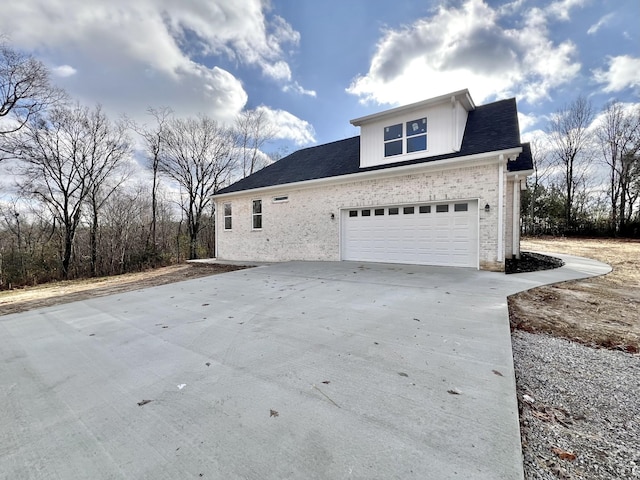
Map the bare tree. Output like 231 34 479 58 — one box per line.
130 106 172 256
0 39 65 138
234 108 275 178
522 137 553 234
84 106 131 276
99 186 145 275
159 115 236 259
9 103 129 278
596 101 640 233
547 96 595 229
621 152 640 227
0 201 25 283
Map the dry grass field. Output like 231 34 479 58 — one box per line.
509 237 640 352
0 263 245 316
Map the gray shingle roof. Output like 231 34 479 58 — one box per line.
217 98 532 195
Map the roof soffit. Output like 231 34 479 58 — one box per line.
350 89 475 126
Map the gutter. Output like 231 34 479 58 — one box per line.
214 147 524 200
498 158 504 263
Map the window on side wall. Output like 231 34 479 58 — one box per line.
223 203 232 230
252 199 262 229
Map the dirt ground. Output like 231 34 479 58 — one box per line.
0 263 246 316
509 237 640 352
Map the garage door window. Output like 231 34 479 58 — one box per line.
389 207 399 215
349 210 358 217
436 204 449 213
454 203 468 212
419 205 431 213
403 206 415 214
375 208 384 216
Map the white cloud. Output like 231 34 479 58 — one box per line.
593 55 640 93
255 105 316 146
587 13 614 35
0 0 311 123
346 0 582 106
518 112 542 133
520 128 547 145
51 65 77 77
589 101 640 138
545 0 587 21
497 0 526 16
261 61 292 82
283 81 317 97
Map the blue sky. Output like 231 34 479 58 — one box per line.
1 0 639 155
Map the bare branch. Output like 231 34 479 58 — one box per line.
546 95 595 229
234 108 276 178
0 39 66 138
159 114 237 259
9 103 131 278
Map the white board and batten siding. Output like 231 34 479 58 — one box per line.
341 200 479 268
356 97 471 169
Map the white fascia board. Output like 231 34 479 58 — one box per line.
506 168 534 178
350 89 473 126
213 147 523 200
464 91 475 110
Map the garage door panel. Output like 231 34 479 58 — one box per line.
342 201 478 268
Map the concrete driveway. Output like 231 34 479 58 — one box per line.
0 257 610 480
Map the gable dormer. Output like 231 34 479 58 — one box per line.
350 89 475 168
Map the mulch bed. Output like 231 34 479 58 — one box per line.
505 252 564 274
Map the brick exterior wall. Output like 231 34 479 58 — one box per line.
216 159 513 270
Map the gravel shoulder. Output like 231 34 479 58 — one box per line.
510 238 640 480
513 331 639 479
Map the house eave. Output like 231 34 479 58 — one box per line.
350 89 474 126
213 146 523 200
507 168 534 177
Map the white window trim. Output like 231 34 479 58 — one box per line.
252 199 263 230
383 117 428 158
223 203 232 230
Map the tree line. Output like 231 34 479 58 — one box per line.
522 96 640 237
0 40 277 288
2 40 639 289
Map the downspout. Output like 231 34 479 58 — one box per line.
214 199 219 259
513 177 520 258
498 157 504 263
451 96 457 151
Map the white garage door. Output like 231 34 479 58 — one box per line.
341 200 478 267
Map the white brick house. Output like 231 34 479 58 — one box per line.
213 90 532 271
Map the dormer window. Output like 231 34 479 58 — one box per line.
383 118 427 157
406 118 427 153
384 123 403 157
